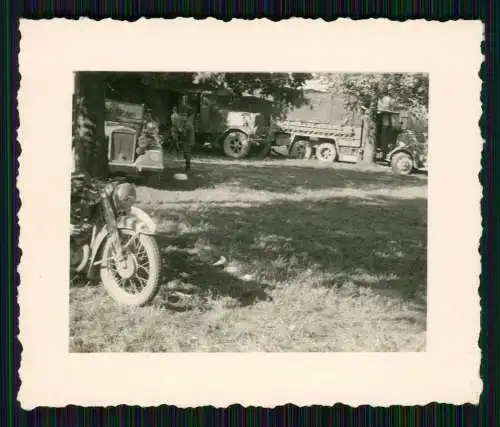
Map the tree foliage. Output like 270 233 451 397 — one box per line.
319 72 429 119
139 72 313 112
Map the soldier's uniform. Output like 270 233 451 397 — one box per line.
179 106 195 173
170 108 183 150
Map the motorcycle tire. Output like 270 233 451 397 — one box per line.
100 230 162 307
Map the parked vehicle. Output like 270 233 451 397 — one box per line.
104 100 164 183
186 93 275 159
213 111 273 158
70 175 162 307
381 130 428 175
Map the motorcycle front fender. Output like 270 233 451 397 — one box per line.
86 207 157 279
116 206 157 235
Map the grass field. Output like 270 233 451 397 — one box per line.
69 156 428 352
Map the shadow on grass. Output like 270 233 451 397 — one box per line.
154 236 272 310
153 193 427 311
146 157 427 194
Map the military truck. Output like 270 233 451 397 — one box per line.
272 106 427 175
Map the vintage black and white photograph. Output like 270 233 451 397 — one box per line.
69 71 429 352
19 18 483 408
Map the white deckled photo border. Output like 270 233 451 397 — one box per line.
18 18 483 408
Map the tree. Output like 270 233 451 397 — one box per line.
318 73 429 163
72 72 109 177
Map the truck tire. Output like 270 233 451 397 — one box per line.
289 139 313 160
223 131 251 159
391 152 414 175
315 142 337 162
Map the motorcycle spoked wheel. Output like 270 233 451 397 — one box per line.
100 229 162 307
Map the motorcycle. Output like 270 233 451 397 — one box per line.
70 177 162 307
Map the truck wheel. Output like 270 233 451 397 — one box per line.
391 152 414 175
223 131 251 159
315 142 337 162
289 139 312 160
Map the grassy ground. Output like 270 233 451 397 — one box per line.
69 155 428 352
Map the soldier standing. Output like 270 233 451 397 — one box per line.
179 105 195 174
170 106 182 150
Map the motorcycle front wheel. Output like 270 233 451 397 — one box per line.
100 229 162 307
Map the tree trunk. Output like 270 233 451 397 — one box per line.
360 103 377 164
72 72 109 177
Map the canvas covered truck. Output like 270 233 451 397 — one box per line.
183 91 277 159
197 109 273 159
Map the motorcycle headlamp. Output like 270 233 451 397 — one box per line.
113 183 137 211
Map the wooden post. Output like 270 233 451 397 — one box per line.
360 102 377 164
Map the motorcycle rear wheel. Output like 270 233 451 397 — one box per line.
100 229 161 307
